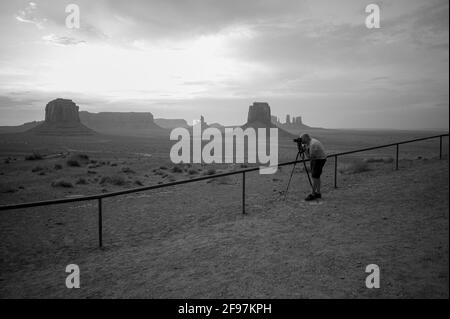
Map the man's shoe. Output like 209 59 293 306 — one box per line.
305 193 316 201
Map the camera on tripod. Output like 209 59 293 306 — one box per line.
293 137 307 153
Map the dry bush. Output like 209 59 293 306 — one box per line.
75 178 88 185
67 153 90 167
171 165 183 173
207 176 234 185
66 159 81 167
121 166 135 174
1 186 17 193
188 168 198 175
100 175 126 186
203 168 217 175
364 156 394 164
134 180 144 186
25 151 43 161
339 160 370 174
51 179 74 188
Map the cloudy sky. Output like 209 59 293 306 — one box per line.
0 0 448 129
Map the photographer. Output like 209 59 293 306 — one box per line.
298 133 327 201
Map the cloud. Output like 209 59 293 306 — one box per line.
42 34 86 46
15 2 47 29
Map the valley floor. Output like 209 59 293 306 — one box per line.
0 157 448 298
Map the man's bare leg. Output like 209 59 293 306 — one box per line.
312 177 321 194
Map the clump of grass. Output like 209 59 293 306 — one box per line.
4 158 10 164
203 168 217 176
171 165 183 173
75 178 88 185
25 151 43 161
134 180 143 186
339 160 370 174
32 166 44 172
166 174 176 182
54 164 62 170
66 159 81 167
121 167 135 174
188 168 198 175
100 175 126 186
51 179 73 188
67 153 90 167
207 176 234 185
1 186 17 193
159 165 168 170
364 156 394 164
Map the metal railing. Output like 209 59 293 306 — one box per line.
0 133 448 247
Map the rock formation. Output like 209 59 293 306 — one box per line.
154 118 190 129
29 99 94 135
79 111 167 137
243 102 293 137
247 102 272 125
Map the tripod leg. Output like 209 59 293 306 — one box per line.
283 152 300 201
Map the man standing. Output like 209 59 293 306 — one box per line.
300 133 327 201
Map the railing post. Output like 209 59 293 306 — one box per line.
439 135 443 160
396 144 399 170
242 172 246 214
334 155 338 189
98 198 103 248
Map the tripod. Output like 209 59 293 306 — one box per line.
283 150 313 201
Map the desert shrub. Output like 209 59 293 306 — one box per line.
25 151 43 161
134 180 143 186
4 159 10 164
121 166 135 174
339 160 370 174
160 165 167 170
75 178 88 185
364 156 394 164
32 166 44 172
1 186 17 193
203 168 216 175
100 175 126 186
207 176 234 185
90 160 98 164
67 153 89 167
66 159 80 167
171 165 183 173
188 168 198 175
51 179 73 188
75 154 89 161
364 157 384 163
54 164 62 170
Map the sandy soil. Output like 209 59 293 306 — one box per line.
0 155 448 298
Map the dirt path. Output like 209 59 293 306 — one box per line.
0 159 448 298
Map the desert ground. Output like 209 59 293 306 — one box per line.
0 129 448 298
